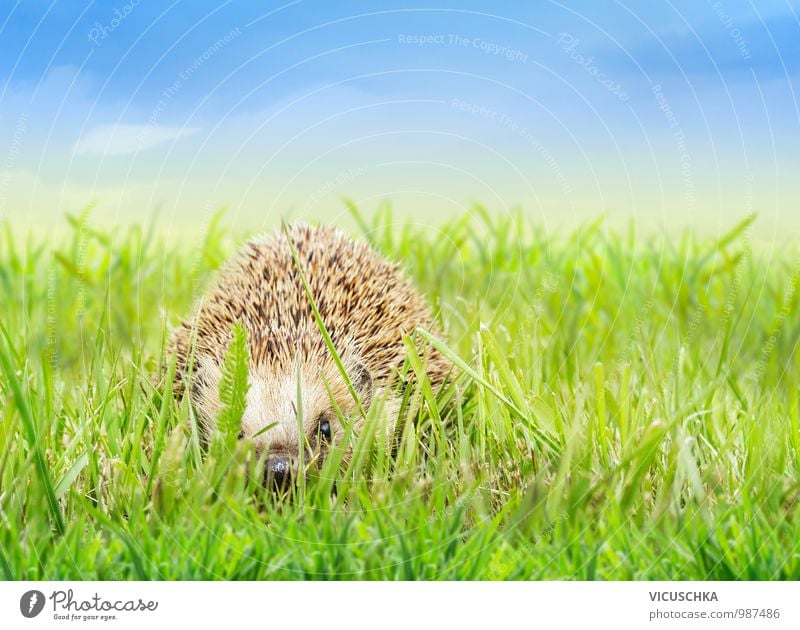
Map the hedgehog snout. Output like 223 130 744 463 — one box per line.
265 456 295 490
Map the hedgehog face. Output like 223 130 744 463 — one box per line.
192 352 374 490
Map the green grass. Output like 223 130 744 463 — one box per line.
1 205 799 580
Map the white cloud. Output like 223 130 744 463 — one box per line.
72 124 200 156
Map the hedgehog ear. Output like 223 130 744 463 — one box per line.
352 362 374 407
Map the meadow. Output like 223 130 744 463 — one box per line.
1 205 799 580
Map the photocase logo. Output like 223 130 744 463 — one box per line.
16 589 159 621
20 590 45 618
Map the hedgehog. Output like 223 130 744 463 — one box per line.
168 223 451 488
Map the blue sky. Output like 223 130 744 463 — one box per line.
1 0 798 237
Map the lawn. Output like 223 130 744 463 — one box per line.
1 206 798 580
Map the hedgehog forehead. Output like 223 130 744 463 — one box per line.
240 375 328 447
248 354 355 399
245 373 328 424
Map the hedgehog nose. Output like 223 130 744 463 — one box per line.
266 456 292 490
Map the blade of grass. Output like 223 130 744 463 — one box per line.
0 330 65 535
416 327 560 453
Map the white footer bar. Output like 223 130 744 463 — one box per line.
1 581 797 629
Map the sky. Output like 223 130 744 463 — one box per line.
0 0 798 239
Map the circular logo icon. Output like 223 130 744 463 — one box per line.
20 590 45 618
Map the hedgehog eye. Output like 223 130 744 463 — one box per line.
318 418 331 442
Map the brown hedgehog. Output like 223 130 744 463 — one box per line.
169 223 450 487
